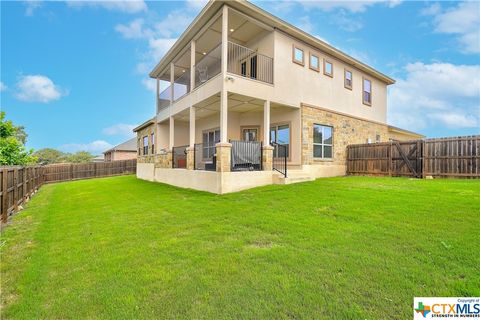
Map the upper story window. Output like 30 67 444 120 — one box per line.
309 53 319 72
323 59 333 77
344 69 352 90
363 78 372 105
313 124 333 159
143 136 149 155
292 45 304 66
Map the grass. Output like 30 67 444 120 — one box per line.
1 175 479 319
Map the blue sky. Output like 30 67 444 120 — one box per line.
1 0 479 154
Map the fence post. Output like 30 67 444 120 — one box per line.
94 162 97 178
1 169 7 223
70 164 74 180
13 168 18 212
23 168 28 200
421 140 426 179
388 142 392 177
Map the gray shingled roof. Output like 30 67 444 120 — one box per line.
103 137 137 154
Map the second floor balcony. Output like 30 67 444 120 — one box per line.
155 6 274 114
157 41 274 113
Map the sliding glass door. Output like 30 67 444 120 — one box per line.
270 124 290 158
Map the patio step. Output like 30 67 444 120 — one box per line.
273 170 315 185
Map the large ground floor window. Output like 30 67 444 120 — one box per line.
202 129 220 159
313 124 333 159
270 124 290 158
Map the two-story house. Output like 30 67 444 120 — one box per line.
133 0 423 194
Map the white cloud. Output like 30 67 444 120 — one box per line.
332 10 363 32
60 140 113 153
115 18 153 39
24 0 42 16
148 38 177 62
428 113 478 129
66 0 147 13
186 0 208 10
0 82 6 92
142 78 156 92
15 75 67 103
102 123 137 136
426 1 480 54
154 11 194 38
388 62 480 131
297 0 402 13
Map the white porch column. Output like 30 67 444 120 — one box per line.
169 116 174 150
220 5 229 143
221 5 228 75
156 77 159 113
169 62 174 106
189 107 195 148
190 40 196 91
220 90 228 143
263 100 271 146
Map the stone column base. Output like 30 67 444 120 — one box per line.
262 145 274 171
154 151 172 168
216 142 232 172
186 147 195 170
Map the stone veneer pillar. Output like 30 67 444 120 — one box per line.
186 147 195 170
215 142 232 172
262 145 274 171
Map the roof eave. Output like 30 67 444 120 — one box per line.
149 0 395 85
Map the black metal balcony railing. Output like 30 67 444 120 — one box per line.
194 143 216 171
230 140 262 171
172 145 188 169
227 42 273 84
271 142 287 177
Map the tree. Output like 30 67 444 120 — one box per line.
0 112 37 165
34 148 67 164
65 151 94 163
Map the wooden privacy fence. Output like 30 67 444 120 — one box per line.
347 135 479 178
1 159 137 223
43 159 136 183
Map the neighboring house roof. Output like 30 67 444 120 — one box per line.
388 125 425 138
149 0 395 85
133 118 155 132
103 137 137 154
92 154 105 161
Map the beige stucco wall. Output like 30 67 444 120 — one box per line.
301 104 389 169
388 129 423 141
110 151 137 161
274 31 388 124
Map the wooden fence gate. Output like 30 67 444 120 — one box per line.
347 136 479 178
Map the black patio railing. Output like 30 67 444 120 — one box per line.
272 142 287 178
194 143 216 171
172 145 188 169
230 140 262 172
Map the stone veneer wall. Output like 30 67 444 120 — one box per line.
137 123 155 164
301 104 389 166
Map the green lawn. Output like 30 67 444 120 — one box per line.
1 175 479 319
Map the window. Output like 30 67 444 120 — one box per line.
363 78 372 105
202 129 220 159
143 136 148 155
376 134 381 143
313 124 333 159
138 138 141 155
344 69 352 89
323 60 333 77
151 133 155 154
292 45 304 66
270 124 290 158
309 53 319 71
242 127 258 142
